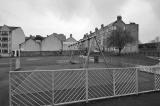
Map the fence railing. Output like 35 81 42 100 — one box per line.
9 66 160 106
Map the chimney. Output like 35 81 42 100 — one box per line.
130 22 135 24
83 34 86 38
70 34 72 38
90 31 92 34
95 27 98 32
101 24 104 29
117 16 122 21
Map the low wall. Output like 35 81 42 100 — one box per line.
20 51 62 57
20 50 160 57
139 50 160 57
20 50 82 57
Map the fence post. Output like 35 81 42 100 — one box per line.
113 70 116 96
136 68 139 94
9 72 11 106
52 71 54 106
154 68 156 91
86 69 88 103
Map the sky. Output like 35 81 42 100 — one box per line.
0 0 160 43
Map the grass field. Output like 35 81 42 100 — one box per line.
0 55 160 106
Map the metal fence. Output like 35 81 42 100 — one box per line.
9 66 160 106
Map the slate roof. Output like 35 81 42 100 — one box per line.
0 25 20 31
66 36 77 42
34 35 45 41
25 35 45 42
52 33 66 42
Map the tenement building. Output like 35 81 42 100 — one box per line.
0 25 25 57
82 16 139 53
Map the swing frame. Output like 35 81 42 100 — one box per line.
68 33 108 69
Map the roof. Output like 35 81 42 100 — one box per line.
0 25 20 31
65 36 77 42
25 37 31 41
20 37 36 46
8 26 19 31
52 33 66 42
102 16 126 30
34 35 45 41
25 35 45 42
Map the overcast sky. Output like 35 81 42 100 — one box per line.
0 0 160 43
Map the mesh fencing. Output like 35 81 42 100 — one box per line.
114 68 137 95
10 71 52 106
88 69 114 100
54 70 86 104
155 67 160 90
9 66 160 106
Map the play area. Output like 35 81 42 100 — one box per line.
9 65 160 106
0 36 160 106
8 35 159 71
0 53 159 106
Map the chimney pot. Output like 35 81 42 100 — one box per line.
95 27 98 32
101 24 104 28
70 34 72 38
117 16 122 21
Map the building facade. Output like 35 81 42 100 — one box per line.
81 16 139 53
63 34 78 51
20 38 41 51
20 33 66 52
0 25 25 57
41 34 63 51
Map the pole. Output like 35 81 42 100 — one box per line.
154 68 156 91
9 71 12 106
9 55 12 71
113 70 116 96
69 49 74 62
94 36 108 66
136 68 139 94
84 37 93 68
52 72 54 106
84 38 93 103
10 30 13 71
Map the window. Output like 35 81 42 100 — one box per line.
2 37 8 41
2 44 8 48
2 49 8 53
1 31 8 35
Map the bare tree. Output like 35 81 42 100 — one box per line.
107 29 134 55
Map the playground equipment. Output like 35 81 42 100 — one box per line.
68 33 109 68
